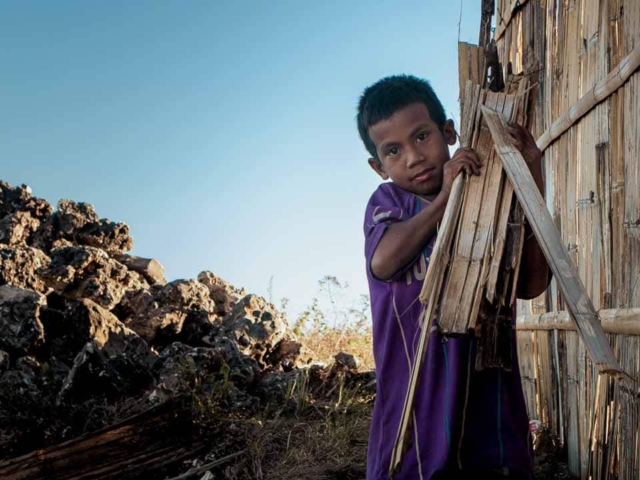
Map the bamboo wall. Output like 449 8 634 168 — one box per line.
493 1 640 479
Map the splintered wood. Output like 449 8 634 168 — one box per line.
429 79 529 367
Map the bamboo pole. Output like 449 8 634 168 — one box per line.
537 45 640 151
516 308 640 335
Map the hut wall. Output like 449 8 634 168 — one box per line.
493 1 640 478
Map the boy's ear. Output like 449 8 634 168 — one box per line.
368 158 389 180
443 120 457 146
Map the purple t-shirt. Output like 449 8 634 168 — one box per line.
364 182 533 480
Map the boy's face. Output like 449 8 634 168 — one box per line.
367 102 457 196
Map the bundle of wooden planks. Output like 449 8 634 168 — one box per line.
422 76 530 371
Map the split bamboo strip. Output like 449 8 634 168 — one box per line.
516 308 640 335
494 0 530 41
481 106 625 377
536 45 640 151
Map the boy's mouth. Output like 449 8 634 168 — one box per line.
413 168 435 182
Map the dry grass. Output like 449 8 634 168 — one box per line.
300 324 375 372
204 371 374 480
288 276 375 371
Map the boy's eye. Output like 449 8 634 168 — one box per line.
416 132 428 141
387 147 399 157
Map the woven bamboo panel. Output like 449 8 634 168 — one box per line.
494 1 640 479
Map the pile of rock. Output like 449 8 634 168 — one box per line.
0 181 368 461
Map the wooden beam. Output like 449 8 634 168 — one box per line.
516 309 640 336
481 106 626 377
536 45 640 151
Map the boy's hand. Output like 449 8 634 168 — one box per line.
442 147 481 194
507 122 543 181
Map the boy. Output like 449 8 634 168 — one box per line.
357 75 550 480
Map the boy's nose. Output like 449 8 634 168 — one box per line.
406 146 425 167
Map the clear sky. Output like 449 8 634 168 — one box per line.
1 1 480 321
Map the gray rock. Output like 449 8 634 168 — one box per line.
55 200 133 255
267 338 302 371
0 285 46 355
50 298 151 363
218 294 292 368
153 342 260 408
255 370 299 404
56 300 154 403
0 244 51 294
197 271 246 316
0 182 52 222
333 352 359 372
0 350 9 372
37 246 147 310
55 200 100 237
115 254 167 286
121 280 215 345
0 211 41 246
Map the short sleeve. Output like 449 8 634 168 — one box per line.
364 184 419 282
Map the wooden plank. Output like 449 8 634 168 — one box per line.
481 106 626 377
0 400 205 480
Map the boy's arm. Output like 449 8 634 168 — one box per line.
371 148 481 281
509 123 552 299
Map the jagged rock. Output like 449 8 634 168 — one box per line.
255 370 299 405
157 279 214 311
152 342 260 410
206 336 261 386
0 350 9 372
57 339 153 404
333 352 359 372
0 244 51 294
112 287 160 320
0 182 52 222
44 298 151 365
56 300 154 403
37 246 147 310
197 271 246 316
0 285 46 355
55 200 100 237
153 343 227 395
218 294 292 368
115 255 166 286
55 200 133 255
0 211 41 246
0 368 46 456
177 309 217 347
265 338 302 371
122 280 215 345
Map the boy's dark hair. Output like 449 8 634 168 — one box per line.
357 74 447 161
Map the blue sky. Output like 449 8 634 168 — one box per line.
2 1 480 321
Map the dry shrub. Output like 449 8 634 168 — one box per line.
289 276 375 371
